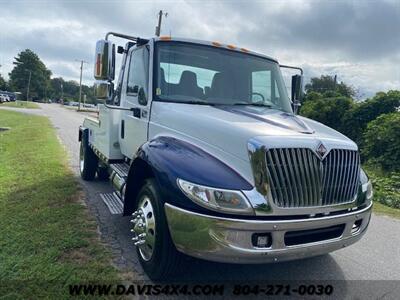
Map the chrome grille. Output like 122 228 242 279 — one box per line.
265 148 360 208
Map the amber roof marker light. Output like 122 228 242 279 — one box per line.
159 36 172 41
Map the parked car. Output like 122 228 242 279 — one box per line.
1 91 16 101
0 94 10 102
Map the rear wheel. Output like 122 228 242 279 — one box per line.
79 141 98 181
131 179 183 281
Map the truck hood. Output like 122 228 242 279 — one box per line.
151 102 358 163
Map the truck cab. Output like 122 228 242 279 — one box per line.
79 33 373 280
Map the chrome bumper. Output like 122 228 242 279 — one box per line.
164 203 372 264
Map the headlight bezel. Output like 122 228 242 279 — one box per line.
177 178 255 215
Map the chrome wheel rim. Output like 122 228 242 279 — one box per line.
79 144 84 173
131 196 156 261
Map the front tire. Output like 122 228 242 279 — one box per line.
131 179 183 281
79 141 98 181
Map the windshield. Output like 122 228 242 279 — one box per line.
154 41 292 113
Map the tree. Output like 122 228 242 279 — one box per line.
48 77 96 104
363 112 400 172
0 75 6 91
305 75 356 98
300 96 354 134
343 90 400 144
9 49 51 100
0 64 8 90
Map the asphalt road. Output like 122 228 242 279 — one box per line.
2 104 399 296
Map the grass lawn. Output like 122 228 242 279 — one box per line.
1 100 40 109
373 202 400 219
0 110 119 298
63 105 98 113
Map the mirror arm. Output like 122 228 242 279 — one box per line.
105 32 149 45
279 64 303 75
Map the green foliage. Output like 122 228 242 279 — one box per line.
365 165 400 209
0 75 6 90
300 96 354 134
303 91 323 102
48 77 96 103
362 113 400 172
305 75 355 98
9 49 51 100
343 90 400 144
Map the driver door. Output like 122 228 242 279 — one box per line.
119 46 150 159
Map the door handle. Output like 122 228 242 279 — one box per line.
131 107 141 118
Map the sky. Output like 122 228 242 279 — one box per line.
0 0 399 99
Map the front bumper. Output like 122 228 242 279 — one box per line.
164 202 372 264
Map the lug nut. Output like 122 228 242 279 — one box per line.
134 240 145 246
138 233 146 238
132 237 138 241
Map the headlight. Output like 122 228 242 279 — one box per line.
360 169 373 201
177 179 255 215
360 168 368 184
362 180 373 201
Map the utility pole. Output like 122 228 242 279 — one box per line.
60 83 64 103
76 59 88 111
155 10 168 37
25 69 32 103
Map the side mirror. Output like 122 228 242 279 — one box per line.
291 74 303 114
94 80 114 102
94 40 115 81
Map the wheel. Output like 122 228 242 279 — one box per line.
79 141 98 181
97 166 109 180
131 178 183 281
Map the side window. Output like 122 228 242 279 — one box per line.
126 47 149 99
252 70 271 102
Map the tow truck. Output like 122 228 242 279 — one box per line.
79 32 373 280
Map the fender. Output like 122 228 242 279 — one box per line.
78 126 87 143
124 136 253 216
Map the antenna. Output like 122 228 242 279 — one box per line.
155 10 168 37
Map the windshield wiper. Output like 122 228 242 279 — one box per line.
168 99 218 106
232 102 273 108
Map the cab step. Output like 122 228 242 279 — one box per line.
110 162 130 178
100 192 123 214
